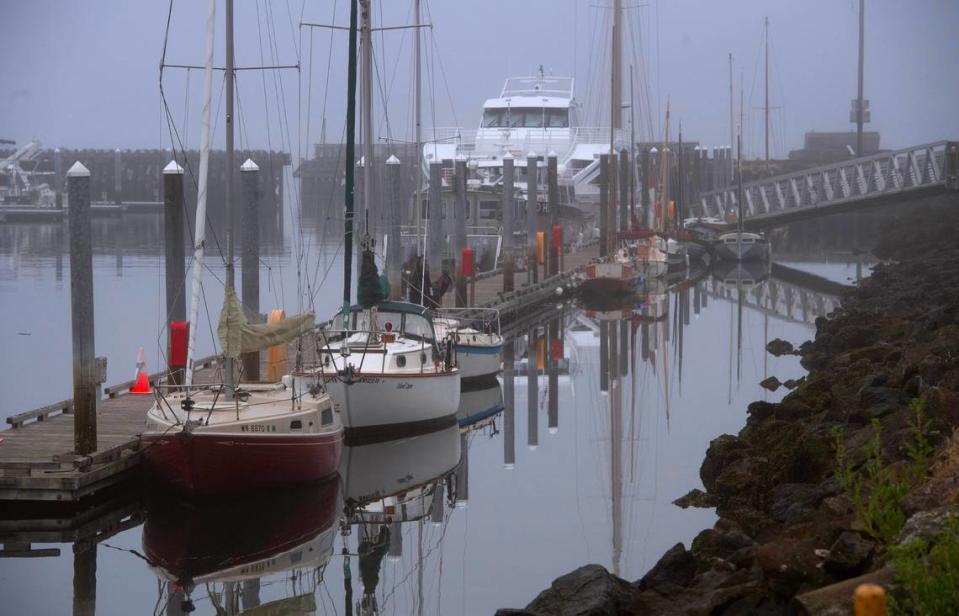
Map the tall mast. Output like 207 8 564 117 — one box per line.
414 0 422 257
360 0 374 237
628 65 635 225
728 53 734 165
856 0 865 156
224 0 236 394
737 133 744 235
184 0 217 386
764 16 769 172
610 0 623 152
343 0 360 317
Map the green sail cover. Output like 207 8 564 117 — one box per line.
217 287 315 358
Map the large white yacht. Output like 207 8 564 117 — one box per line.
424 72 616 214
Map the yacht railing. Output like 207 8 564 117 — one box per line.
433 307 502 337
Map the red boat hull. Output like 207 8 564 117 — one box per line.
142 430 343 496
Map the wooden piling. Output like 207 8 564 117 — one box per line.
427 161 444 279
641 148 651 225
455 431 469 505
72 542 97 616
502 153 515 293
599 154 609 258
619 148 629 231
526 152 538 285
454 157 468 306
112 148 122 204
547 153 559 276
608 151 618 255
162 160 187 383
67 162 97 455
240 158 261 381
548 317 559 433
386 155 403 300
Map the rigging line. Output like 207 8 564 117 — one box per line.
423 0 458 127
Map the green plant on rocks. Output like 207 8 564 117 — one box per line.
904 398 936 476
832 420 909 544
889 517 959 616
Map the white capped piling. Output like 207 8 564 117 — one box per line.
503 339 516 468
113 148 122 204
386 155 403 300
526 151 538 285
619 148 629 232
240 158 260 381
546 153 559 276
527 326 538 450
454 157 468 306
598 154 609 258
502 153 515 292
54 147 63 208
427 161 444 282
163 160 187 383
67 161 97 455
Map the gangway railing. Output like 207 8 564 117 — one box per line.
693 141 959 228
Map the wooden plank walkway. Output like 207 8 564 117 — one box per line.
0 356 220 503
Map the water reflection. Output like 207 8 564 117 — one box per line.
142 480 340 615
1 247 863 614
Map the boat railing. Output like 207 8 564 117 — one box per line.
424 126 615 159
433 307 502 337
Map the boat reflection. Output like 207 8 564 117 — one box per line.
339 424 461 616
142 479 340 614
457 378 504 430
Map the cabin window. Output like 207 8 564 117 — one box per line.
546 109 569 128
479 200 499 220
483 109 505 128
290 420 302 430
396 355 407 368
321 408 333 426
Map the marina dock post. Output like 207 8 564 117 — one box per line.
113 148 122 204
608 152 618 255
547 153 559 276
619 149 629 231
599 154 609 258
240 158 261 381
454 157 468 307
641 148 651 225
526 152 538 285
456 431 469 506
73 541 97 616
163 160 187 384
386 155 403 300
548 317 559 433
67 161 97 455
502 153 515 292
428 161 444 287
54 147 63 208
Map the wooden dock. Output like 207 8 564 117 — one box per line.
0 242 600 505
0 356 219 504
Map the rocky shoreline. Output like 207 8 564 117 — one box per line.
497 204 959 615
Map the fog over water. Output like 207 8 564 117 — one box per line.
2 1 957 153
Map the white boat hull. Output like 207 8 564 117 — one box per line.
322 370 461 442
456 338 503 382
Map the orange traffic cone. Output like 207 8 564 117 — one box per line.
130 347 151 394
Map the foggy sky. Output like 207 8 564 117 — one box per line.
2 1 957 160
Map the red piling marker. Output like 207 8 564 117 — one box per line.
461 247 474 277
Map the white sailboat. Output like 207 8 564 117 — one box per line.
432 307 504 384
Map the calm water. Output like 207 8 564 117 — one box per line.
0 200 871 614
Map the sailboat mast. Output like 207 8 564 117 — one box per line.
609 0 623 151
414 0 422 258
361 0 373 235
728 52 734 165
183 0 217 387
629 65 635 225
224 0 236 394
343 0 360 317
764 16 769 172
856 0 865 156
737 133 744 234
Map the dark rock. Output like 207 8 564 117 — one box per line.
637 543 695 592
858 385 907 409
766 338 797 356
521 564 637 616
673 488 717 509
769 483 826 523
714 457 768 498
701 435 747 493
760 376 782 392
756 536 825 597
898 505 959 546
691 525 755 561
495 610 536 616
783 378 804 390
823 531 875 575
747 400 777 425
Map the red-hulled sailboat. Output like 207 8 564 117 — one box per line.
142 0 342 495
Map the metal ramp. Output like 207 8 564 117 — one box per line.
693 141 959 229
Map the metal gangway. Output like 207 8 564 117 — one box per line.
703 275 844 327
693 141 959 229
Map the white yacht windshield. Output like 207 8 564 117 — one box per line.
482 108 568 129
